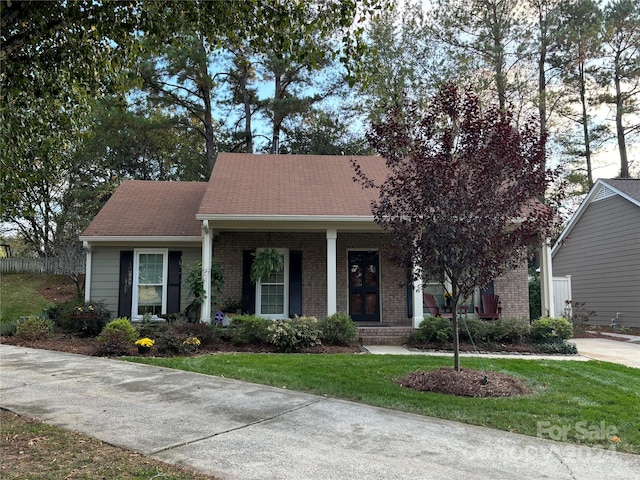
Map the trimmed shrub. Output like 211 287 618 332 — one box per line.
493 317 531 344
97 318 137 343
57 302 111 337
414 316 453 344
134 315 160 339
95 318 137 356
267 316 322 353
1 318 17 336
535 340 578 355
154 331 184 356
229 315 270 345
530 317 573 342
172 321 221 347
318 312 357 346
459 317 493 343
15 316 55 341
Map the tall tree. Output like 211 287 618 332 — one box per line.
524 0 564 168
357 0 447 125
354 85 562 371
550 0 603 189
599 0 640 178
1 0 142 254
138 34 222 172
431 0 529 111
77 101 208 182
2 0 389 253
223 48 261 153
279 109 372 155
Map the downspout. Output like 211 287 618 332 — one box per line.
83 241 92 303
201 220 212 323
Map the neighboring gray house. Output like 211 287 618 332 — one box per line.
552 179 640 329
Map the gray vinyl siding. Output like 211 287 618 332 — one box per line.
89 245 201 320
553 194 640 328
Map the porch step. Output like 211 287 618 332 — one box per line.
358 327 414 346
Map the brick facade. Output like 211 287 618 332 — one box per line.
213 231 328 318
212 231 411 325
212 230 530 325
493 254 530 319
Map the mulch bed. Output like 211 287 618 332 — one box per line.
399 367 532 397
0 335 361 356
4 324 636 399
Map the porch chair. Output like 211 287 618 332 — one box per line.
475 294 502 320
423 293 452 318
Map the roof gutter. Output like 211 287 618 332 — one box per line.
79 236 202 243
195 214 375 223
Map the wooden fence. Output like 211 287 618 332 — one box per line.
0 257 85 275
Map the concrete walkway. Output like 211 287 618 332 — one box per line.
1 344 638 480
365 337 640 369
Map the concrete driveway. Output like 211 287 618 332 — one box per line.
1 344 638 480
569 337 640 369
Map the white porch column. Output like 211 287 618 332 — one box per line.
412 266 424 328
83 241 92 303
540 238 555 318
201 220 212 323
326 229 337 316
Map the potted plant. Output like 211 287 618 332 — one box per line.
134 337 154 354
250 248 283 283
182 336 201 353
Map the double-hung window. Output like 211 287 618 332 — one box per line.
132 249 168 320
256 249 288 319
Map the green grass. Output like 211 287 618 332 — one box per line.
128 354 640 454
0 274 65 321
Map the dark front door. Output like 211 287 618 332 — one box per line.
348 251 380 322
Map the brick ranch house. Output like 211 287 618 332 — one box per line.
80 153 549 344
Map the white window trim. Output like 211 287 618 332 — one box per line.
132 248 168 321
256 248 289 320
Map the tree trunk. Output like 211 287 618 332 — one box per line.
537 1 548 170
271 74 282 154
240 71 254 153
202 82 215 173
579 61 593 188
452 311 460 371
614 59 629 178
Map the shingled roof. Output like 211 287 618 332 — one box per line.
197 153 386 218
81 181 207 238
82 154 388 239
602 178 640 205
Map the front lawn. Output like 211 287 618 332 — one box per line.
128 354 640 454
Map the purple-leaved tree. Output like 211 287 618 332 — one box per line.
354 84 563 371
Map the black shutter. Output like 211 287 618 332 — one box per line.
167 251 182 314
406 270 414 318
118 251 134 318
289 251 302 317
241 250 256 314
